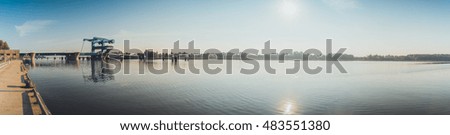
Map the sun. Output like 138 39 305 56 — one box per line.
280 0 298 18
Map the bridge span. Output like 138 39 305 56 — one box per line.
19 52 92 61
19 37 115 62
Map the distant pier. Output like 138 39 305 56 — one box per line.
0 60 51 115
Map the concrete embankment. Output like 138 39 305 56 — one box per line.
0 60 51 115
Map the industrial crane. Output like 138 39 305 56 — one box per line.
82 37 115 60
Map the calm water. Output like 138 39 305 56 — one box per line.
27 59 450 115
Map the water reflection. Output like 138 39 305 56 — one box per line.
277 98 300 115
82 60 115 83
24 61 450 115
24 59 116 83
24 59 80 69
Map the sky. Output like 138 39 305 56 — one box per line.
1 0 450 56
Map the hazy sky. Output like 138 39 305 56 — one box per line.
1 0 449 56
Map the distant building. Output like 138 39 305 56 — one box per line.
0 50 20 60
0 40 20 60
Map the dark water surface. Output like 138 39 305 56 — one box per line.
27 60 450 115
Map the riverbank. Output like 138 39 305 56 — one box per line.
0 60 50 115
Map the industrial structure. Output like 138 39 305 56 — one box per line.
18 37 115 63
83 37 115 60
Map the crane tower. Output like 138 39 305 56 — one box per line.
83 37 114 60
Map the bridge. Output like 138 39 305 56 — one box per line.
19 52 92 61
20 37 115 62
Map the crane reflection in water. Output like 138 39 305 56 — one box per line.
82 60 116 83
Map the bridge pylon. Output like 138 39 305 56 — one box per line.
65 52 80 61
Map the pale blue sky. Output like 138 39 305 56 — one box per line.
1 0 449 56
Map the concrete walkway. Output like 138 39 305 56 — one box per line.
0 60 44 115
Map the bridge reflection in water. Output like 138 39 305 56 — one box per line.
24 59 115 83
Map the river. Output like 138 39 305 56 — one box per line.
26 59 450 115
